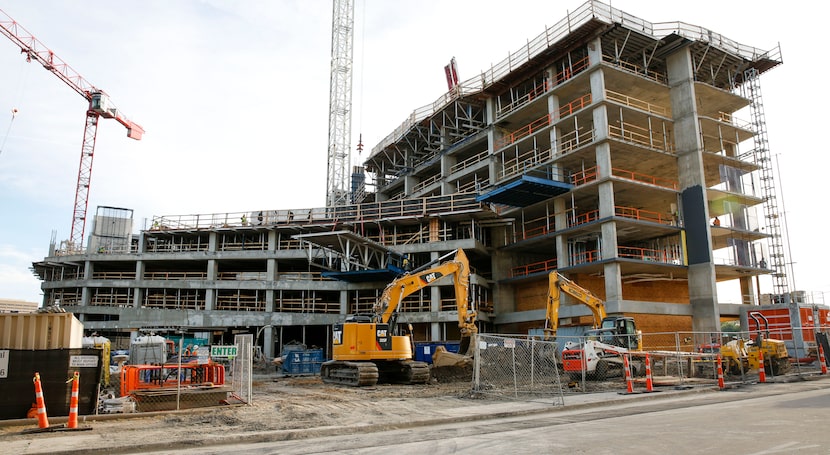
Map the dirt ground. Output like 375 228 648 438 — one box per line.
0 368 480 448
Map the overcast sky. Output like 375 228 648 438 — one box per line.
0 0 825 305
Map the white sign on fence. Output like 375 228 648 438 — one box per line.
0 350 8 378
69 355 99 368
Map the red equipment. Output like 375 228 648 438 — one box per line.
0 9 143 251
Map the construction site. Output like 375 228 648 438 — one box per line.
2 1 830 446
24 0 809 354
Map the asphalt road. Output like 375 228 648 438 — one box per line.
141 379 830 455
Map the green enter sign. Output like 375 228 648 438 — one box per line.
211 345 238 358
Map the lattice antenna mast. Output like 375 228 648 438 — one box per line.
0 9 143 252
745 68 790 297
326 0 354 207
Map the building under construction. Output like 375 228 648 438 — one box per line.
33 2 788 358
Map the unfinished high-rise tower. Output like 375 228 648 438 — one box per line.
33 1 785 358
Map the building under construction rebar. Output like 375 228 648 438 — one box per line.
33 1 789 358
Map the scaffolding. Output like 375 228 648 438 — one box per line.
744 68 789 297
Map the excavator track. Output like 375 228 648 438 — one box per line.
320 361 379 387
377 360 430 384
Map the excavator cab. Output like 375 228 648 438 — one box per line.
600 316 641 351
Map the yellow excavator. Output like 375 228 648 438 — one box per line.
321 248 475 386
544 271 642 379
543 271 609 341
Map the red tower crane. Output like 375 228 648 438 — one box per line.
0 9 143 252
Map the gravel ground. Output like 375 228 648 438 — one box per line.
0 370 480 447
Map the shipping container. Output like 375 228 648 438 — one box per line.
0 313 83 349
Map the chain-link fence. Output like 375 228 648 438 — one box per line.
231 334 253 404
563 329 828 393
472 334 565 405
101 335 253 413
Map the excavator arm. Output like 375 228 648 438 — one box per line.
544 271 607 340
374 249 474 328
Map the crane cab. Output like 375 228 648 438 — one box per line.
90 91 117 118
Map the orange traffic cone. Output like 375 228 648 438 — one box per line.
819 344 828 375
33 372 49 429
67 372 79 429
623 354 634 394
758 349 766 383
644 354 654 392
716 354 725 390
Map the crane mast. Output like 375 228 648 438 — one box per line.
326 0 354 207
0 9 143 252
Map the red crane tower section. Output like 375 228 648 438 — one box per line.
0 9 144 251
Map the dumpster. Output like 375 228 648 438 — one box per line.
282 349 324 376
414 341 460 364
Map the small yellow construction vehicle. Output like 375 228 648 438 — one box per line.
720 312 790 376
321 249 475 386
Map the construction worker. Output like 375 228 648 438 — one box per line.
712 217 720 227
241 214 248 226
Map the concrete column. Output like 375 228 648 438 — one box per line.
134 233 145 308
589 68 607 104
554 197 568 268
490 248 515 315
547 86 561 158
603 262 623 304
587 37 603 67
486 97 501 185
262 325 275 358
404 175 417 195
205 231 218 311
80 260 92 306
430 284 441 340
667 46 719 332
268 230 277 251
204 258 217 311
339 290 348 315
133 259 144 308
266 258 276 312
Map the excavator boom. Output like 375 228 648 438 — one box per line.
323 248 475 386
545 271 607 340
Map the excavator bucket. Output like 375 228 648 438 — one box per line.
430 346 473 383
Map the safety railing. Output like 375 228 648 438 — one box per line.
605 90 667 116
496 146 556 181
558 128 595 156
150 193 489 232
449 150 489 175
511 258 558 278
609 121 673 152
494 113 553 151
612 167 678 190
615 205 673 225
